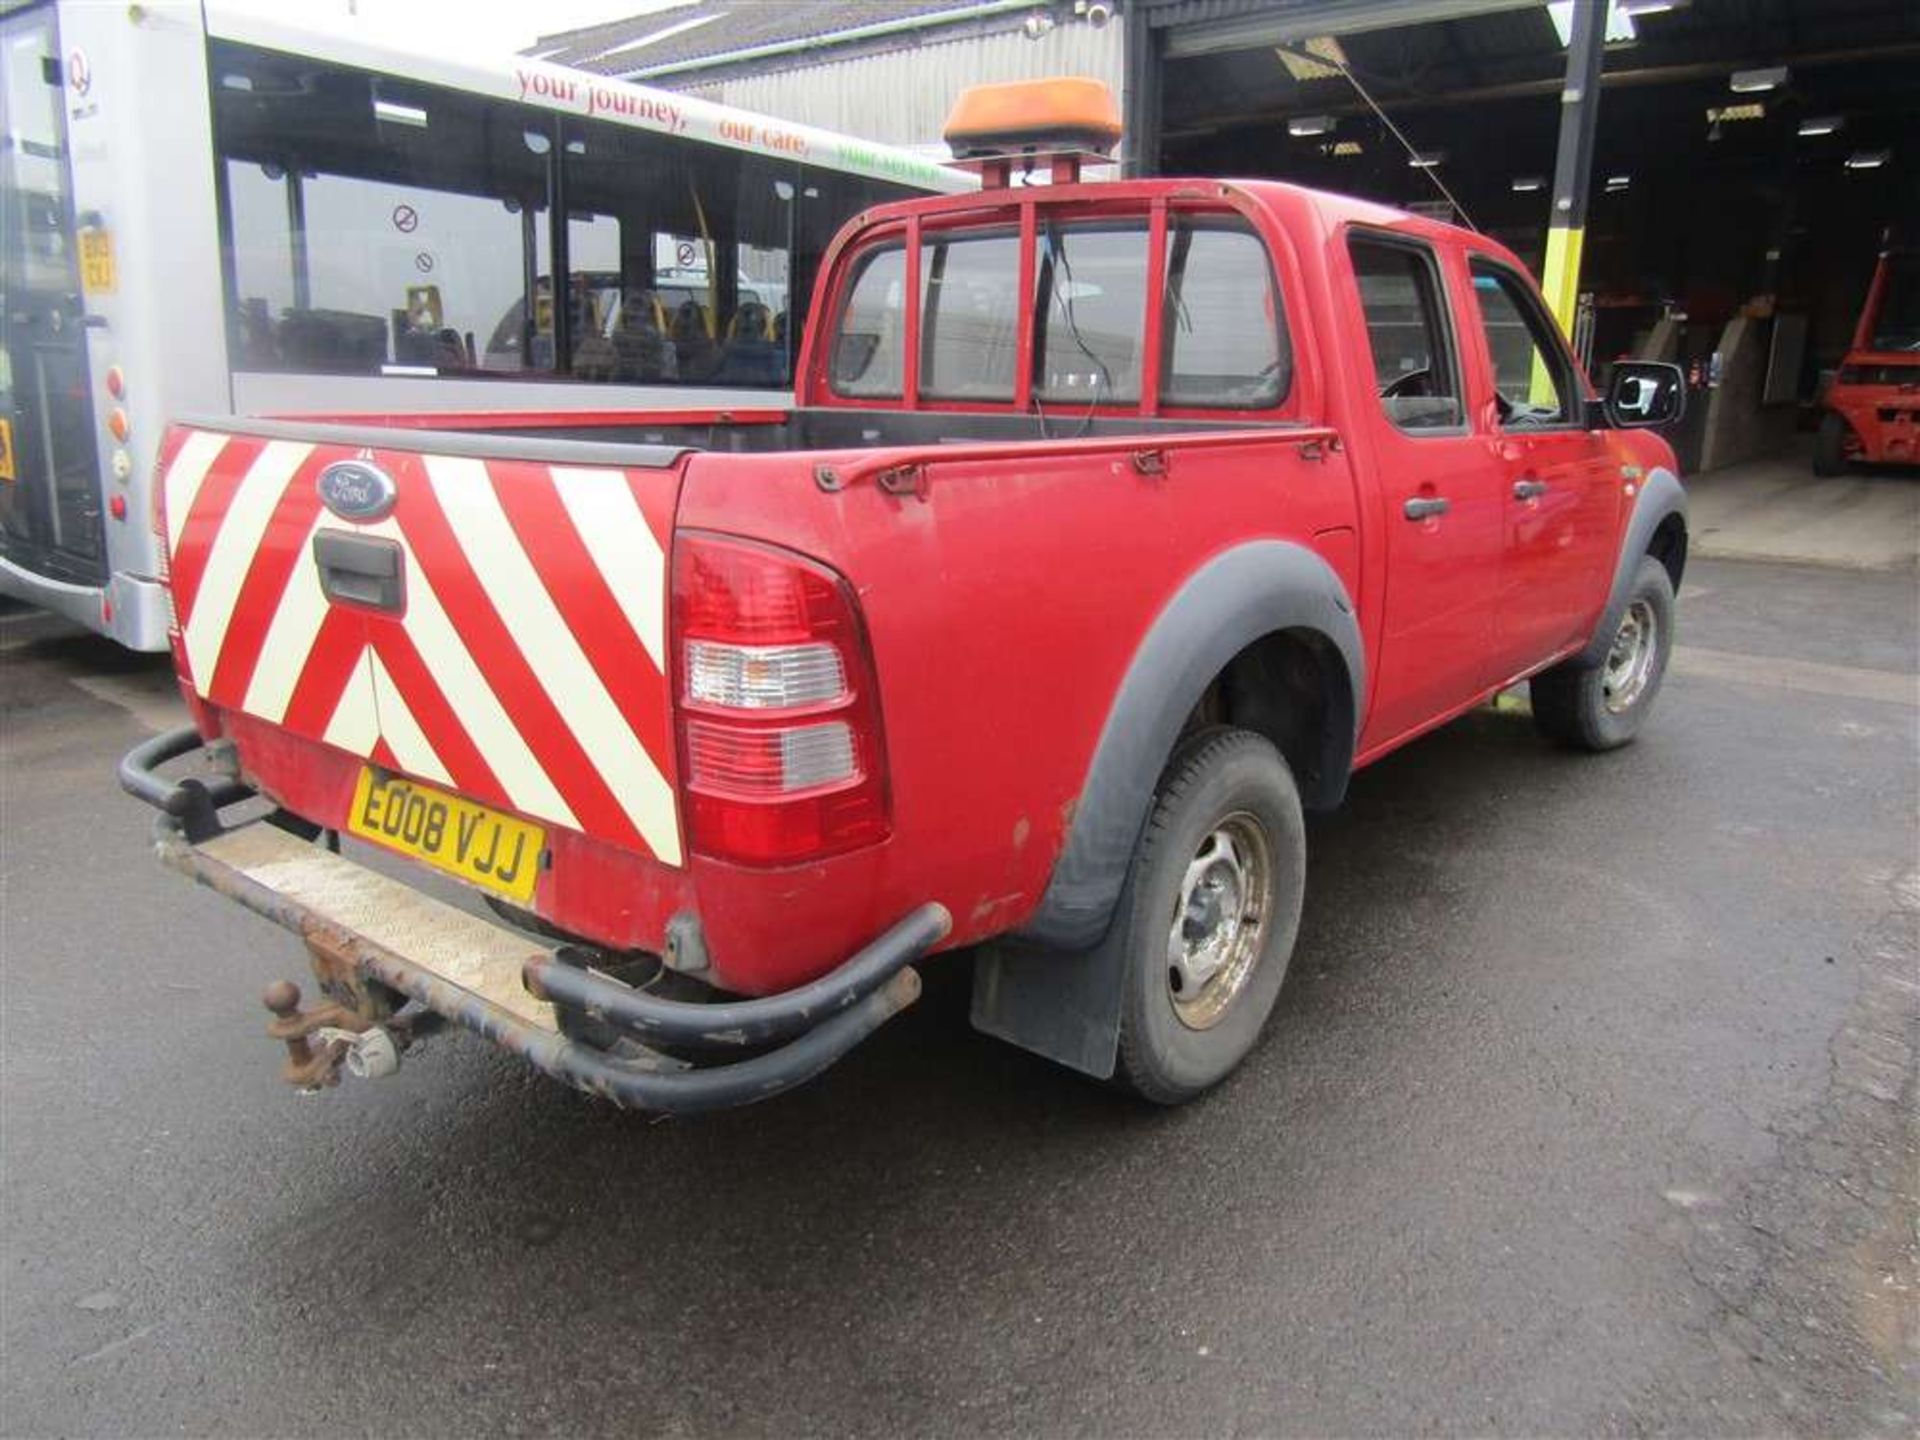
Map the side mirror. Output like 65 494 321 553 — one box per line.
1603 360 1686 429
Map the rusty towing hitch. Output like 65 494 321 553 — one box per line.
121 725 950 1114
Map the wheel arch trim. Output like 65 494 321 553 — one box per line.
1016 539 1363 952
1578 465 1686 669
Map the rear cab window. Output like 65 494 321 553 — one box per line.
921 228 1020 401
829 242 907 398
1162 217 1290 409
827 206 1294 416
1035 222 1148 404
1348 233 1464 432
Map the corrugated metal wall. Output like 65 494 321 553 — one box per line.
679 22 1126 151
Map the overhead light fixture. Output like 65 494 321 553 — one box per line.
1706 102 1765 123
1511 175 1545 192
1408 150 1444 169
1605 174 1631 190
1278 35 1347 82
1288 114 1335 137
1729 65 1787 93
1546 2 1636 47
1620 0 1681 13
1020 10 1054 39
373 98 428 127
1844 149 1890 170
1332 140 1363 156
1797 115 1844 137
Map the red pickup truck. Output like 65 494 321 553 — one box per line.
124 81 1688 1112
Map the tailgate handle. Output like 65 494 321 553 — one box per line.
314 531 404 613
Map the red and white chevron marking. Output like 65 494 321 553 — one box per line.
160 430 683 866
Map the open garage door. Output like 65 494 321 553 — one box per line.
1142 0 1920 470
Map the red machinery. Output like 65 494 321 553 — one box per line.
1815 245 1919 474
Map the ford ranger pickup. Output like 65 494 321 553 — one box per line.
122 80 1689 1113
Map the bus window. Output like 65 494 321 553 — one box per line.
210 38 923 389
557 118 917 388
558 118 796 386
213 40 552 379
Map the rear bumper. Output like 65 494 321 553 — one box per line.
1828 393 1920 464
0 558 170 649
122 726 949 1113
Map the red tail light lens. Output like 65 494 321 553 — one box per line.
672 532 890 865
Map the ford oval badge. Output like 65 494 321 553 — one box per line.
317 460 397 523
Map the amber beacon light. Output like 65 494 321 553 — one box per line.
943 77 1122 185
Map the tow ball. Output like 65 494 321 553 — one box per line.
261 980 412 1092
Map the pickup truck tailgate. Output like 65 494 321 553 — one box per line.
159 426 684 865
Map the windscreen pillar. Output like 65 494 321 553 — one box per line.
1540 0 1607 337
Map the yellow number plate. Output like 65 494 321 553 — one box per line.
347 769 544 904
78 228 116 295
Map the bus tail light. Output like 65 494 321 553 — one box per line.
672 532 889 865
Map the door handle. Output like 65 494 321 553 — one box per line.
1512 478 1548 500
1403 495 1450 521
314 531 405 613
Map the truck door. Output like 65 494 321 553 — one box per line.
0 4 105 586
1464 258 1619 678
1347 232 1505 750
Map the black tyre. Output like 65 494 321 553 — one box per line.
1812 412 1850 477
1112 729 1306 1105
1530 556 1676 751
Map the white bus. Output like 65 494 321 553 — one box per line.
0 2 969 648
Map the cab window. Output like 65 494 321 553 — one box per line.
829 243 906 398
920 229 1020 401
1161 219 1289 409
1348 235 1463 431
1034 222 1147 404
1469 259 1578 427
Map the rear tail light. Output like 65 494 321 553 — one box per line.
685 640 846 709
672 532 889 865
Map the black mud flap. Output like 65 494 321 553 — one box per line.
969 930 1127 1081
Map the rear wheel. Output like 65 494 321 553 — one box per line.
1113 729 1306 1104
1530 556 1676 751
1812 412 1850 477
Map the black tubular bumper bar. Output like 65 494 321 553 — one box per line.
121 725 951 1114
119 725 254 834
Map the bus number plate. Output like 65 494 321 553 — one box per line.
347 769 544 904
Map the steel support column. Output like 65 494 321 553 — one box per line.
1122 1 1163 178
1540 0 1608 336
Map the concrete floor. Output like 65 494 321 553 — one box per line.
2 554 1915 1437
1688 438 1920 572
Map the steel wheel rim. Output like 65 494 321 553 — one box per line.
1601 599 1659 714
1166 811 1274 1031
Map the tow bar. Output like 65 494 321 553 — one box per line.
121 726 949 1113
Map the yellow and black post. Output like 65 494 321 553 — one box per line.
1540 0 1609 337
